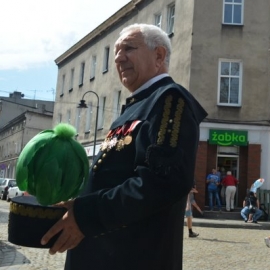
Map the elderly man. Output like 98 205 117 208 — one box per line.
42 23 207 270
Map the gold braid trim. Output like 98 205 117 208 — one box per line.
10 201 65 220
170 98 185 147
157 95 172 145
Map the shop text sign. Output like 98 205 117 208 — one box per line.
209 129 248 146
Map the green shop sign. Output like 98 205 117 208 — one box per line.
209 130 248 146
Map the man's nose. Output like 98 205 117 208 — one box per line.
115 50 126 63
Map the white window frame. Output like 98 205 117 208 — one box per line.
167 3 175 34
103 47 110 73
217 59 242 107
79 62 85 86
223 0 244 25
154 13 162 28
90 55 97 80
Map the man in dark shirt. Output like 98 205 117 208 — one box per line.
41 23 207 270
241 191 262 223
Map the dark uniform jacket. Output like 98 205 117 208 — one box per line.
65 77 207 270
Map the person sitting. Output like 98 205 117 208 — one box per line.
240 191 262 223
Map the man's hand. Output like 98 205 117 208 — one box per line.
41 201 85 255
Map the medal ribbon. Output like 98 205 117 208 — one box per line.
122 120 141 136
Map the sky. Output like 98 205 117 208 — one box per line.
0 0 130 101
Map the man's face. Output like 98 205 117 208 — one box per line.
114 29 164 92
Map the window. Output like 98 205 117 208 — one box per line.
223 0 244 25
167 4 175 35
85 102 93 133
98 97 106 129
103 47 110 73
112 91 121 121
154 13 162 28
90 55 97 81
218 60 242 106
67 109 71 124
75 108 81 134
58 113 62 123
69 68 74 91
79 62 85 86
60 74 65 96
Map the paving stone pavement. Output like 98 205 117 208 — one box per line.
183 220 270 270
1 209 270 269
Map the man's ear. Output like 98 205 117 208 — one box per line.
155 46 166 68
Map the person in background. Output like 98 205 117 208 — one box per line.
219 167 226 205
240 191 262 223
190 186 204 216
185 189 199 238
206 168 222 211
41 23 207 270
222 171 238 212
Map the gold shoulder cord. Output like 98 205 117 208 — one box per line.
157 95 172 145
10 202 65 220
170 98 185 148
157 95 185 147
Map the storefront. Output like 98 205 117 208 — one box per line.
195 123 270 210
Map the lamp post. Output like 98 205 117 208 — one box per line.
78 91 99 159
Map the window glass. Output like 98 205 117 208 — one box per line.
155 14 162 28
167 4 175 34
233 5 242 24
224 5 232 23
90 55 96 79
85 102 92 132
103 47 110 72
230 78 239 103
218 60 242 106
221 62 230 75
223 0 243 25
79 62 85 85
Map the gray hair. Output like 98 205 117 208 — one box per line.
119 23 171 68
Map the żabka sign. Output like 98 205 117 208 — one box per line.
209 130 248 146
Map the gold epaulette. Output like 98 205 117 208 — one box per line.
157 95 185 147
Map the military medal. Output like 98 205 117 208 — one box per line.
123 135 132 145
116 139 125 151
100 139 109 151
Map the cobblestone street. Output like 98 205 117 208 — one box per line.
1 201 270 269
183 225 270 270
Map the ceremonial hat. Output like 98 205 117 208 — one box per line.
8 195 66 248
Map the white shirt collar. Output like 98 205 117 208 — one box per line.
131 74 169 96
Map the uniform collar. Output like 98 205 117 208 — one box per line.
131 74 169 96
125 76 173 106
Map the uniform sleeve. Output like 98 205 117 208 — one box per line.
73 90 200 237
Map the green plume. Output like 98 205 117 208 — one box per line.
16 123 89 205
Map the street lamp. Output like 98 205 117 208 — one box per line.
78 91 99 159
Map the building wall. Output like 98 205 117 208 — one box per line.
0 112 52 179
190 0 270 120
53 0 270 207
53 0 192 147
0 93 54 129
